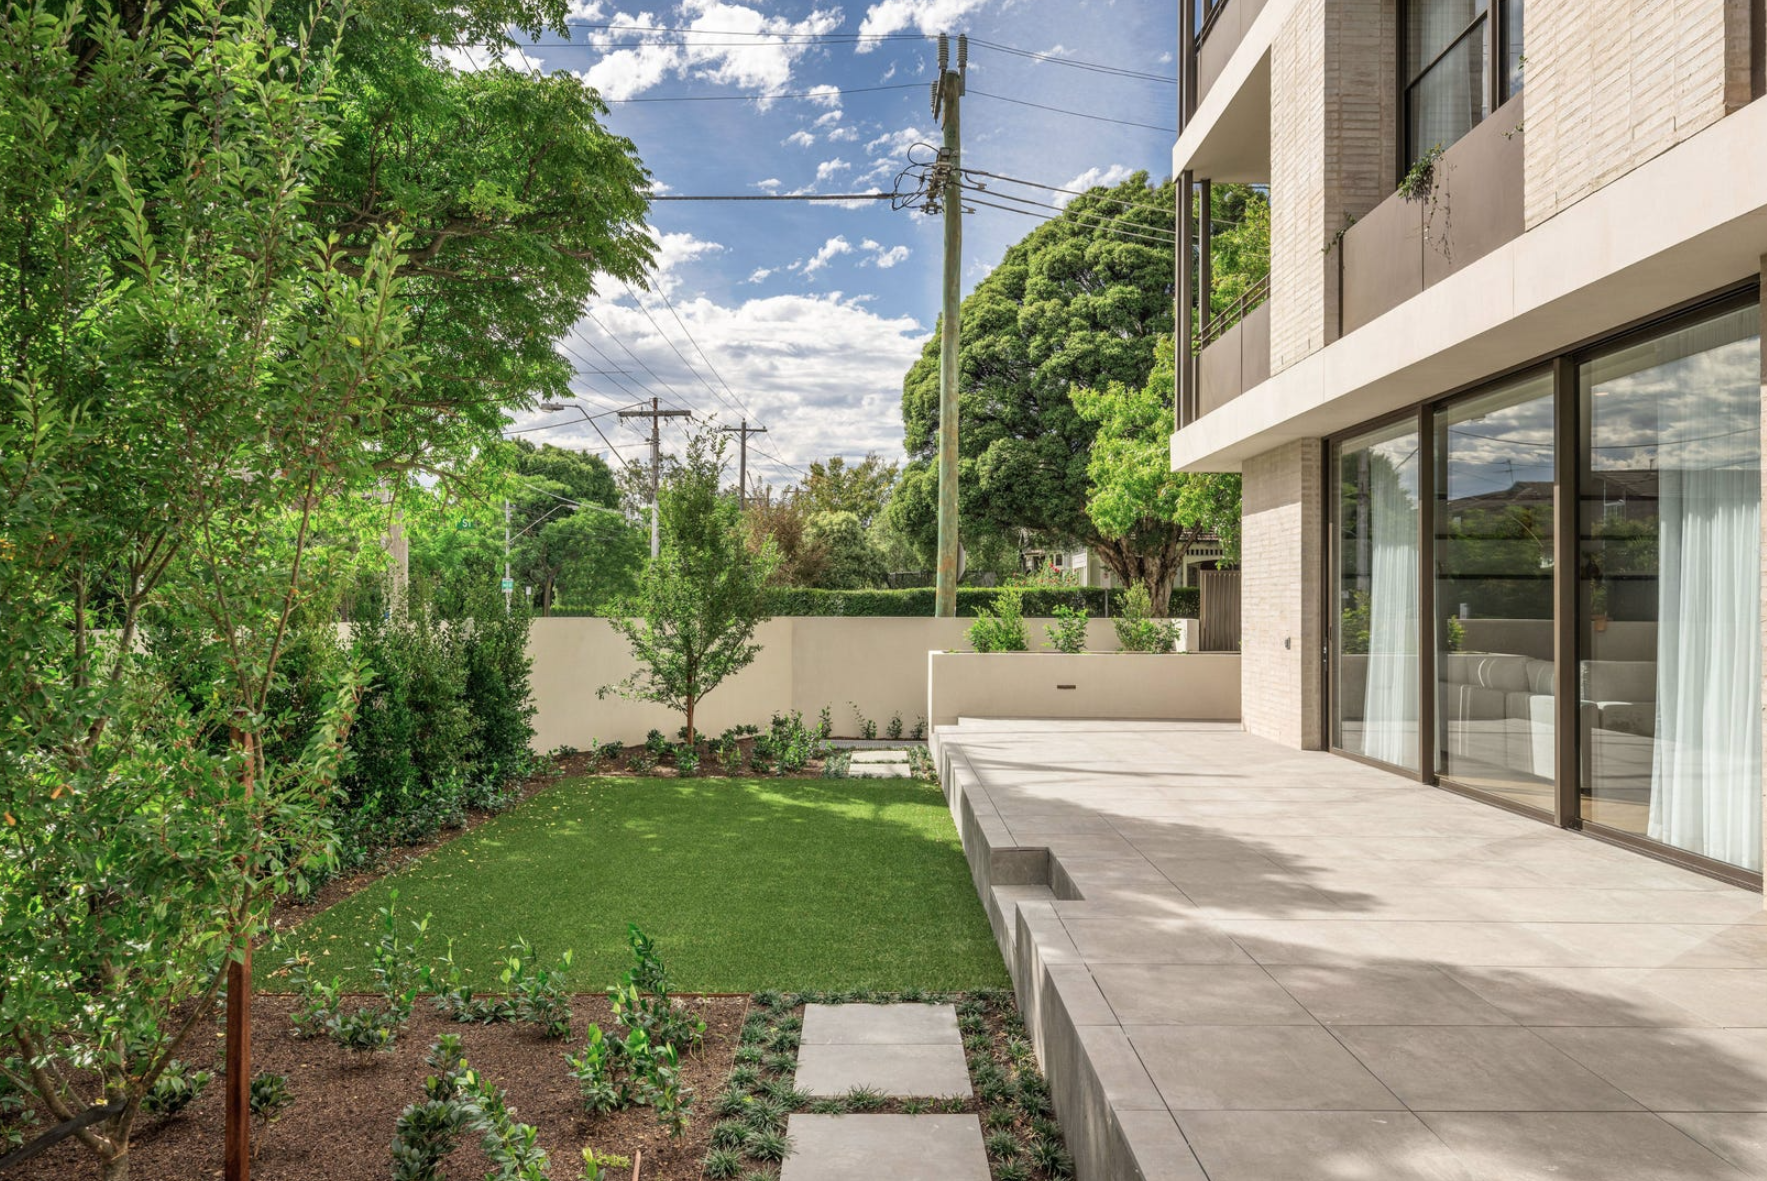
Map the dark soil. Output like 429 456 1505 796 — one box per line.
13 994 746 1181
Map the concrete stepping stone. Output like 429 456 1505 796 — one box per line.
795 1004 972 1098
780 1114 991 1181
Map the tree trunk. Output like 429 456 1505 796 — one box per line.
101 1152 129 1181
683 697 696 750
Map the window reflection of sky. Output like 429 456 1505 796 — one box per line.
1441 376 1554 502
1587 308 1760 475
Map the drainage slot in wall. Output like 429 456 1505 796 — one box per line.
1056 684 1077 690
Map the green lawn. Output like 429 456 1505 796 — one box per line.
265 777 1008 993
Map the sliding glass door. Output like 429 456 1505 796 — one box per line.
1433 374 1556 813
1580 304 1763 873
1332 422 1422 771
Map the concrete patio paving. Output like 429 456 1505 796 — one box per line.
931 719 1767 1181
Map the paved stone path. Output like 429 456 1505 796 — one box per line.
783 1004 988 1181
845 748 915 778
794 1003 970 1096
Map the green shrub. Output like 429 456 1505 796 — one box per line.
141 1060 212 1118
967 587 1028 652
1045 605 1088 653
459 587 536 796
552 584 1205 618
1113 585 1181 654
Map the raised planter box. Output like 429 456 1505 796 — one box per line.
927 651 1242 728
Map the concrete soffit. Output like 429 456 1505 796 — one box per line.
1172 95 1767 473
1173 0 1293 182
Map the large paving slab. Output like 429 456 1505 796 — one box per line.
794 1043 972 1098
803 1002 960 1045
931 718 1767 1181
780 1114 990 1181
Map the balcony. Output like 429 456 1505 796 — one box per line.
1197 274 1271 416
1339 96 1525 336
1194 0 1271 109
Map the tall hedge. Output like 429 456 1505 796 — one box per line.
554 585 1202 619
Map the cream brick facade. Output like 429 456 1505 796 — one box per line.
1270 0 1396 374
1239 439 1326 749
1524 0 1754 228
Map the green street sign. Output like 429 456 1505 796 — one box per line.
500 578 515 592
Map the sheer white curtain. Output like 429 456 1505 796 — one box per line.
1648 443 1763 871
1363 457 1420 768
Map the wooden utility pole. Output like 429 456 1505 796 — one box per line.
223 727 254 1181
931 32 967 617
620 398 691 558
719 420 768 510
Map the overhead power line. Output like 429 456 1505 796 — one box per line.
966 88 1177 133
960 183 1177 235
604 82 924 102
966 38 1176 83
650 193 894 202
618 279 753 424
958 193 1181 248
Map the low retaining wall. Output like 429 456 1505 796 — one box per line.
927 651 1242 728
525 615 1139 749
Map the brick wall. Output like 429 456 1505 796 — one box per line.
1240 439 1326 749
1271 0 1397 374
1525 0 1753 228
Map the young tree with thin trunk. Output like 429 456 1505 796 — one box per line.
601 430 779 746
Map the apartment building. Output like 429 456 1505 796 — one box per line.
1170 0 1767 888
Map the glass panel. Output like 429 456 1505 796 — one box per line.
1407 26 1489 165
1503 0 1525 100
1580 303 1763 872
1406 0 1490 80
1333 422 1422 771
1433 374 1556 814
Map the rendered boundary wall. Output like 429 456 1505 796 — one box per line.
527 615 1161 749
927 652 1243 728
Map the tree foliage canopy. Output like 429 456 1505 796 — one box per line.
890 176 1263 607
1071 338 1242 610
891 172 1180 567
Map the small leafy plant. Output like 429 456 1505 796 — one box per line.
1045 605 1088 653
141 1060 212 1118
610 924 705 1051
581 1146 632 1181
501 939 574 1039
967 587 1028 652
885 713 903 740
676 745 701 776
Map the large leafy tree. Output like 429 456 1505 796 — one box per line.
1072 338 1242 610
601 429 777 744
891 177 1262 600
307 0 654 429
891 172 1179 573
0 3 651 1175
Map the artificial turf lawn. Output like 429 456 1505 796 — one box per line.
264 776 1010 993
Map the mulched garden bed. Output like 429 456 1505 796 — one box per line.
12 994 747 1181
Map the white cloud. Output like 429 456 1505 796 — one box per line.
826 126 860 142
747 267 774 283
813 110 844 128
857 0 998 45
815 158 852 181
857 239 911 269
786 130 817 148
569 3 844 102
1056 164 1137 206
540 291 928 472
647 228 725 292
801 84 843 108
755 177 783 191
802 235 855 274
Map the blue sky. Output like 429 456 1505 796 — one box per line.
484 0 1180 489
